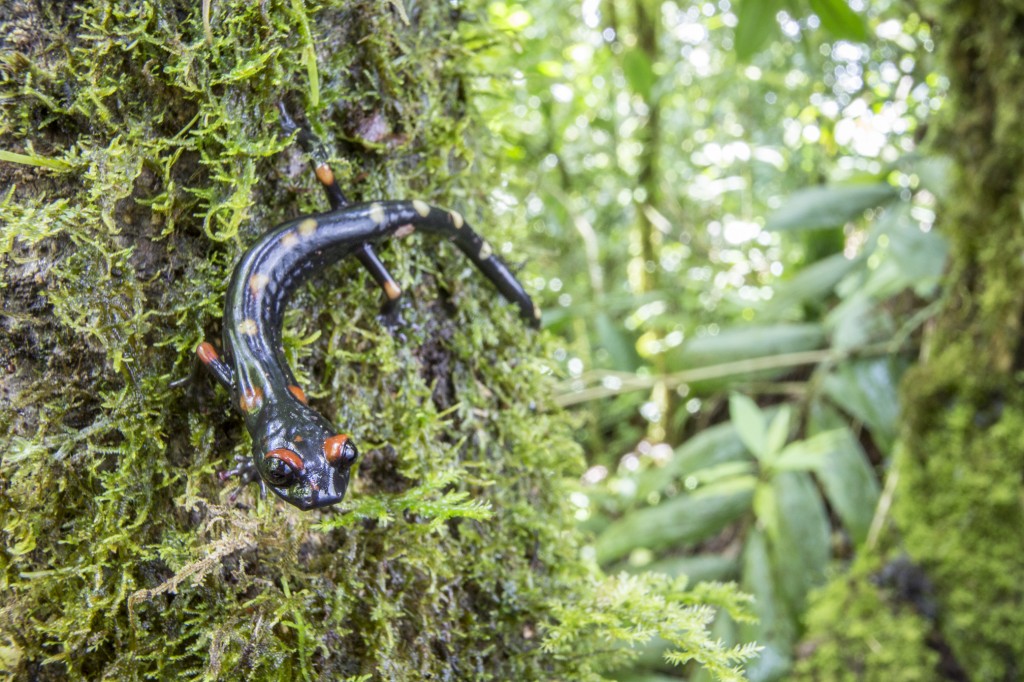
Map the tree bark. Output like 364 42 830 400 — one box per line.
795 3 1024 680
894 2 1024 678
0 2 589 678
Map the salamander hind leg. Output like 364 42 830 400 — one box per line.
354 242 410 333
194 341 236 392
278 102 348 210
171 340 236 393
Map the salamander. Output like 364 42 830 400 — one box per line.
192 107 540 511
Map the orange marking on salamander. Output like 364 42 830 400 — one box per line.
249 273 270 296
197 342 219 365
236 319 259 336
239 387 264 413
315 163 335 188
265 447 304 471
323 434 350 464
288 385 308 404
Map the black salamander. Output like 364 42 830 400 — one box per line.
193 109 540 511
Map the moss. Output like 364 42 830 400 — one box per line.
0 1 752 679
896 365 1024 680
888 2 1024 680
792 554 940 682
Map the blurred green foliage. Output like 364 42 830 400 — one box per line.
474 0 951 679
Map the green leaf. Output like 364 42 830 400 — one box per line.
766 183 900 231
622 48 656 100
763 405 792 462
683 460 759 487
822 358 902 451
808 0 869 42
768 472 831 615
825 290 881 352
807 426 880 545
734 0 783 62
594 477 756 564
730 393 767 460
740 528 783 624
913 154 954 196
670 323 826 370
0 149 72 170
636 421 751 499
642 553 740 583
884 221 948 297
763 252 865 318
772 428 847 472
595 311 640 371
752 481 777 535
738 528 795 681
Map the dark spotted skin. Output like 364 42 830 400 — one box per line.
193 114 540 511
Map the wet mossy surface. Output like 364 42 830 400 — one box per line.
0 2 755 680
0 1 579 679
792 554 941 682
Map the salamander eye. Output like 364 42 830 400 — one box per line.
324 434 358 466
264 448 303 486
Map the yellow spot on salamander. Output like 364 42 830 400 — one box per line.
412 200 430 217
370 203 386 225
533 303 542 320
249 273 270 295
384 280 402 300
281 231 299 248
298 218 318 236
478 240 492 260
237 319 258 336
395 223 415 238
450 210 464 229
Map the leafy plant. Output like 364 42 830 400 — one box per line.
571 155 947 679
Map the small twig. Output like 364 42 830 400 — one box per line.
202 0 213 46
866 458 899 551
555 340 905 407
0 149 71 170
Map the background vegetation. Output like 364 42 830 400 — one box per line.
487 0 1020 679
2 0 1023 680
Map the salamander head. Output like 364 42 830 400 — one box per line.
251 400 359 510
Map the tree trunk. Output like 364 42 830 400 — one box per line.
0 2 590 678
895 2 1024 678
794 3 1024 680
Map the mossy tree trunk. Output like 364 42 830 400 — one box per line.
894 2 1024 678
0 2 584 679
1 3 756 681
794 3 1024 680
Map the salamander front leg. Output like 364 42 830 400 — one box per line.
218 454 266 503
355 242 407 332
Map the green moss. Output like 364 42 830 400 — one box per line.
0 2 753 679
896 365 1024 680
889 2 1024 680
792 555 939 682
